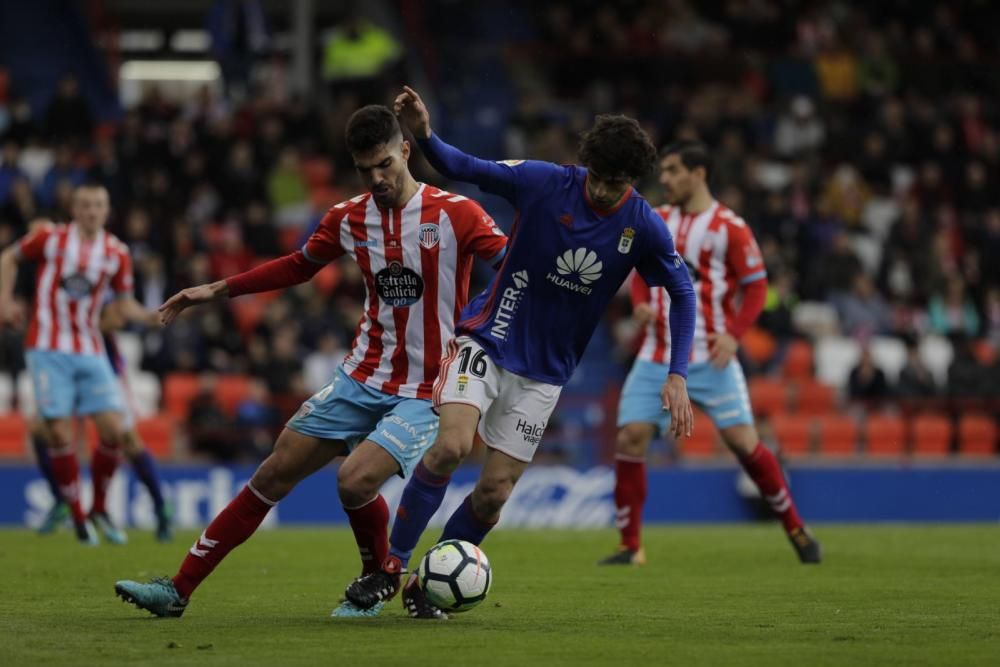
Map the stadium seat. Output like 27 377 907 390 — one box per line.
869 336 907 383
0 414 28 457
747 377 787 417
919 336 953 387
771 413 812 457
958 414 997 457
163 373 201 421
972 339 997 366
911 414 953 457
16 371 34 415
216 375 252 416
677 409 717 458
794 380 837 415
0 373 13 414
127 371 161 419
115 331 143 370
136 415 177 459
741 327 776 367
300 157 333 188
816 415 859 457
814 336 860 390
231 295 271 338
781 339 813 379
790 301 838 337
864 414 907 457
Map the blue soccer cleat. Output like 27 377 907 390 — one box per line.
89 510 128 545
331 599 385 618
37 502 70 535
115 577 188 618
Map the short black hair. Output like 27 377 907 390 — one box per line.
345 105 402 154
660 140 713 180
578 114 656 181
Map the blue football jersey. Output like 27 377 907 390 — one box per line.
419 136 696 386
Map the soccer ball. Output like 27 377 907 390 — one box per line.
417 539 492 613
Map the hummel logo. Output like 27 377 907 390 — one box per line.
189 531 219 558
512 270 529 289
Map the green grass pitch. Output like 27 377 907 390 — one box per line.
0 525 997 666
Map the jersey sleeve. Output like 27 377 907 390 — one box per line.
110 247 135 295
725 220 767 285
302 208 348 264
17 227 52 261
450 199 508 264
417 133 561 208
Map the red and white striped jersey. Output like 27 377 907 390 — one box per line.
18 223 134 356
303 184 508 399
635 201 765 365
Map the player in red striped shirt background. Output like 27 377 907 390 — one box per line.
602 141 821 566
114 104 508 618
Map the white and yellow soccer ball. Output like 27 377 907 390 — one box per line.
417 539 492 613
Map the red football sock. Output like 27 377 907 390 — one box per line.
614 456 647 551
344 494 390 575
50 449 86 524
172 484 275 599
90 443 121 515
739 443 804 533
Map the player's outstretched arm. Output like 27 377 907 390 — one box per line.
395 85 517 201
159 250 325 325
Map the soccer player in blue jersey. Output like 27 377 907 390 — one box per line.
346 86 697 618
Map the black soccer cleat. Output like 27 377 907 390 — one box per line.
344 556 402 610
597 547 646 566
402 573 448 620
788 526 822 564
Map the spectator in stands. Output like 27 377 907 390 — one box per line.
303 332 345 394
928 275 981 338
43 76 93 146
946 336 992 399
233 378 279 460
848 345 891 404
774 96 825 158
0 177 37 236
896 336 938 399
834 273 892 338
188 374 237 461
321 13 402 103
0 140 25 206
36 144 85 209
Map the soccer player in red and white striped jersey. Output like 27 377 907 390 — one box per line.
602 141 820 565
0 187 161 545
114 104 508 618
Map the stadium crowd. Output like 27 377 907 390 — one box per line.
0 0 997 460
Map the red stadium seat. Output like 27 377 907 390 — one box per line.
300 157 333 188
741 327 777 367
216 375 252 416
958 414 997 457
781 339 813 379
748 377 787 417
231 295 270 338
816 415 858 457
0 414 28 457
136 415 177 459
864 414 907 457
911 414 953 457
771 413 812 457
677 409 717 458
163 373 201 421
795 380 837 415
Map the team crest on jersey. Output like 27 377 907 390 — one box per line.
456 374 469 394
61 273 95 299
618 227 635 254
419 223 440 249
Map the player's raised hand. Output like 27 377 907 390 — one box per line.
661 373 694 440
0 297 25 329
632 302 654 326
393 85 432 139
707 332 738 368
158 281 227 326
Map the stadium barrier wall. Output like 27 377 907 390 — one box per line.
1 464 998 529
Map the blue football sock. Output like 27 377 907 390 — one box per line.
388 461 451 569
32 436 62 502
130 450 166 514
440 494 497 546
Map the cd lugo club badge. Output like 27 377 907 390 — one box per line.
376 261 424 306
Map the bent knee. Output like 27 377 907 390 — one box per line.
337 463 382 507
425 432 473 471
616 423 653 458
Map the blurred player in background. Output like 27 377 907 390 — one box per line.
0 186 160 545
31 302 173 543
600 141 820 566
114 104 508 618
346 86 696 619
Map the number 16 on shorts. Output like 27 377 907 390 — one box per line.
433 337 562 463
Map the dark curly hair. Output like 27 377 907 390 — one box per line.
578 114 657 181
345 105 402 154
